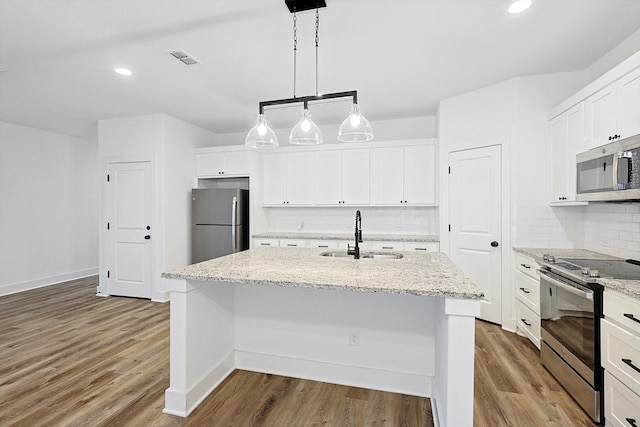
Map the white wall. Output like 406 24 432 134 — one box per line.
0 121 98 295
437 71 587 330
98 113 216 301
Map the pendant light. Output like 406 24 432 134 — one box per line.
338 103 374 142
245 114 278 149
246 1 373 149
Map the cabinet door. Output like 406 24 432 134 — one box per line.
342 149 370 205
549 113 568 202
565 103 585 201
586 84 617 150
313 151 343 205
286 152 314 205
223 151 249 175
404 145 436 205
618 67 640 140
195 153 224 177
262 153 287 205
371 147 404 205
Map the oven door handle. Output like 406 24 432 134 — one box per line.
538 269 594 300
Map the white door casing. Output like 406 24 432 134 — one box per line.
106 161 153 299
449 146 502 324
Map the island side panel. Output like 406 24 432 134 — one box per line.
433 297 481 427
164 279 235 417
234 284 436 397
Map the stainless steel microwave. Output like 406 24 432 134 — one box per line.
576 134 640 201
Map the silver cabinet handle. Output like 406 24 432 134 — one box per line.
231 196 237 253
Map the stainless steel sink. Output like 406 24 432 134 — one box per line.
320 250 403 259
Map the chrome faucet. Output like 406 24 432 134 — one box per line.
347 210 363 259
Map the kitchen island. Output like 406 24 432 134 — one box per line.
161 247 482 427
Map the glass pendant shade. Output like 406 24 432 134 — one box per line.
289 109 323 145
337 104 374 142
245 114 278 149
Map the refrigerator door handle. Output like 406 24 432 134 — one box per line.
231 196 238 253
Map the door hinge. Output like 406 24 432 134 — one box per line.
107 174 110 182
448 224 451 232
107 270 110 278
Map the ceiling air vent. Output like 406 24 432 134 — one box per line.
168 50 201 66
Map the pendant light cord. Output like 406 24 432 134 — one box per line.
293 13 297 98
315 8 319 96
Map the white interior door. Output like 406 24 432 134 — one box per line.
449 146 502 324
107 162 152 299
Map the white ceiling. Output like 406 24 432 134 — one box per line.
1 0 639 140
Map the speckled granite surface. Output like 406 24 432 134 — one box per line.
513 247 640 299
163 247 481 299
253 232 439 243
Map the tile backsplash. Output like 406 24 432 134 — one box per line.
264 206 439 236
514 203 640 260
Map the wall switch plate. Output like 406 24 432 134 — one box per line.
349 328 360 347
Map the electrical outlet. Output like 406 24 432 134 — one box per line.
602 238 611 247
349 328 360 347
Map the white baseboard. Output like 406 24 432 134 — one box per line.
0 268 98 297
235 350 432 398
163 351 235 418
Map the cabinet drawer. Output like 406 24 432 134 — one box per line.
516 299 540 349
605 290 640 336
367 241 402 251
604 371 640 427
253 238 278 248
515 270 540 315
306 240 340 249
279 239 306 248
514 252 538 280
403 242 439 252
602 319 640 396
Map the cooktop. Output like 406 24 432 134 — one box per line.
559 258 640 281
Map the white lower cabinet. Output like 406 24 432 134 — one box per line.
604 371 640 427
513 251 541 349
602 289 640 426
253 238 279 248
403 242 439 252
306 240 340 249
516 300 541 348
278 239 306 248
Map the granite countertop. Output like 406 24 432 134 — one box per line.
253 232 439 243
514 247 640 300
162 247 481 300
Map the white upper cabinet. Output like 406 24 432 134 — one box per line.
371 145 436 205
585 66 640 150
549 103 585 204
262 152 314 206
195 150 249 177
313 149 369 205
618 67 640 140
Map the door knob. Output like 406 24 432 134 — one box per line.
145 235 151 240
491 241 499 247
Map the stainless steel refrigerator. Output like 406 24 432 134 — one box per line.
191 188 249 263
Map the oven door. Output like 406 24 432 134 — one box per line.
539 268 597 385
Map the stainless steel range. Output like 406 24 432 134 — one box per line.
537 255 640 425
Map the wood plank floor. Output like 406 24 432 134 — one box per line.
0 277 597 426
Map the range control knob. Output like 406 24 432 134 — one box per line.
582 267 591 276
543 254 550 261
589 269 600 278
547 255 556 263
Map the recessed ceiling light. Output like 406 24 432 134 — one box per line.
114 67 132 76
508 0 532 14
